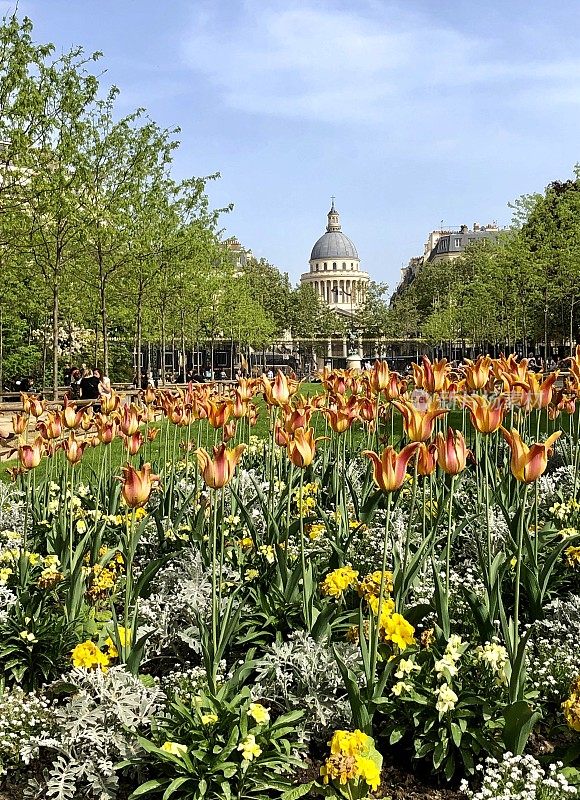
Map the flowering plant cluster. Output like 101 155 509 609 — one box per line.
1 355 580 797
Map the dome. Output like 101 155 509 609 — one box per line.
310 231 359 260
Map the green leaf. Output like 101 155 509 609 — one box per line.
162 777 192 800
129 779 169 798
502 700 542 755
281 782 316 800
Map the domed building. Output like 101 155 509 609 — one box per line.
300 201 370 316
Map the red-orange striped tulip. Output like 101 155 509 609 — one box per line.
417 442 438 476
121 463 160 507
36 411 62 441
500 427 561 483
18 436 44 470
392 398 448 442
12 413 28 435
63 431 88 465
195 443 246 489
122 431 143 456
435 428 469 476
363 442 420 492
462 394 506 434
463 356 493 391
286 426 321 468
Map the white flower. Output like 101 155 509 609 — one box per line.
435 682 458 714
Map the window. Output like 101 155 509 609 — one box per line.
454 238 461 247
333 262 337 270
342 262 346 269
324 262 327 270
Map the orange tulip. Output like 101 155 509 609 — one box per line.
232 390 249 419
368 360 390 394
101 391 120 414
195 442 246 489
147 427 160 442
248 403 259 427
325 395 358 434
80 410 94 431
95 415 117 444
120 462 160 508
206 399 231 429
567 345 580 386
435 428 469 476
36 411 62 441
281 402 312 434
416 442 438 476
525 371 558 410
119 405 141 436
462 394 506 434
392 398 448 442
236 378 256 402
357 397 375 423
143 386 156 405
63 431 88 465
262 370 295 406
412 356 449 394
62 402 83 430
500 427 562 483
463 356 493 391
223 420 236 443
12 413 28 435
18 436 44 470
286 426 321 468
122 431 144 456
363 442 420 492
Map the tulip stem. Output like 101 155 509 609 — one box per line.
512 482 529 660
445 475 456 599
369 492 393 687
298 468 310 630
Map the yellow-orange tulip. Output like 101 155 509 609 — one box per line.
95 415 117 444
147 427 160 442
18 436 44 470
63 431 88 465
12 413 28 435
416 442 438 476
120 462 160 508
80 410 94 431
262 370 295 406
286 426 320 468
392 398 448 442
36 411 62 441
206 399 231 429
62 403 83 430
500 427 562 483
462 394 506 434
412 356 449 394
363 442 420 492
369 360 390 394
525 371 558 410
122 431 144 456
223 420 236 443
195 443 246 489
435 428 469 476
119 405 141 436
101 391 120 414
232 390 249 419
143 386 156 405
463 356 493 391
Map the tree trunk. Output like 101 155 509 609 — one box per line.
160 304 166 387
136 286 143 390
100 283 109 376
52 285 59 400
571 296 576 357
0 306 3 394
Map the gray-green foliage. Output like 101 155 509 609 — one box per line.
29 667 165 800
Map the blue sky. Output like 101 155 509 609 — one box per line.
6 0 580 292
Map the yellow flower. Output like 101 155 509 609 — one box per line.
435 682 458 714
76 520 87 534
565 546 580 568
161 741 188 756
380 613 415 650
355 755 381 790
238 734 262 761
71 640 109 671
329 729 370 757
238 536 254 550
320 753 359 785
358 570 394 603
245 569 259 582
201 712 219 725
307 523 326 540
320 566 359 598
248 703 270 725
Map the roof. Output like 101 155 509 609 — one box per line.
310 231 359 260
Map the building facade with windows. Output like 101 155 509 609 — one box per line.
300 201 370 316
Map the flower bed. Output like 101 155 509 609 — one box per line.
1 355 580 799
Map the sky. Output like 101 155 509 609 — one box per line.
5 0 580 294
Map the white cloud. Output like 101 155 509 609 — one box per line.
180 0 580 128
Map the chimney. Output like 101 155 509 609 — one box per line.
460 224 468 234
473 222 480 231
